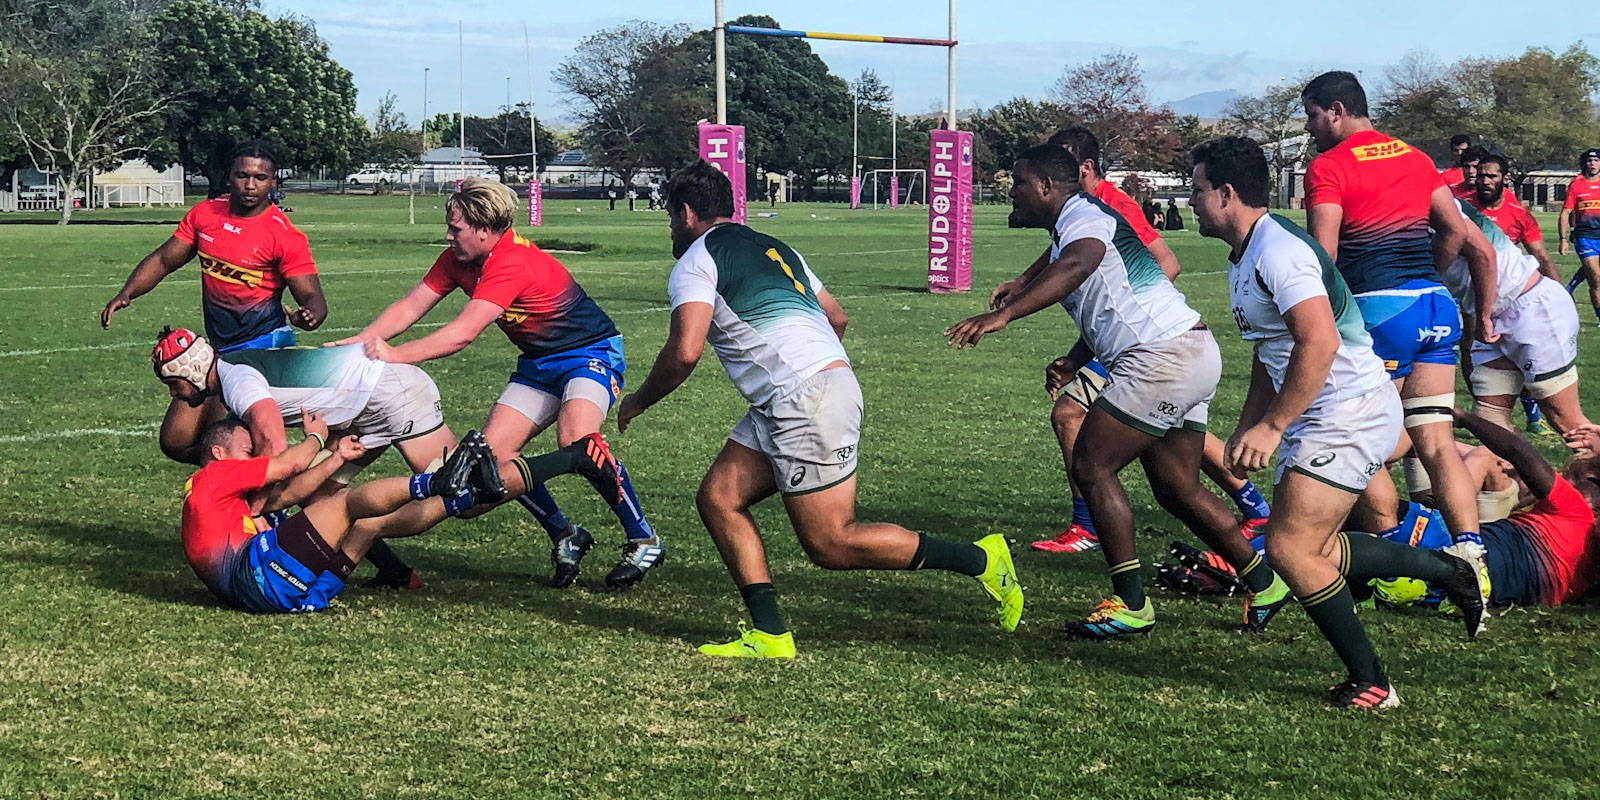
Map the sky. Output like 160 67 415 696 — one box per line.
268 0 1596 127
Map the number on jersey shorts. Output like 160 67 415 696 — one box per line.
1061 359 1111 410
1275 383 1402 493
1576 237 1600 260
497 335 626 429
336 363 446 449
1468 277 1580 399
1094 328 1219 436
729 367 862 495
1354 281 1460 378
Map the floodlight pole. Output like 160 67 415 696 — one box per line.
715 0 726 124
946 0 956 130
458 21 466 178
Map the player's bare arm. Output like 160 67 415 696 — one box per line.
366 298 501 364
1455 409 1556 498
258 435 365 513
102 235 198 329
616 303 712 432
1430 186 1498 342
991 247 1051 309
263 409 330 483
1226 297 1340 476
945 236 1107 348
816 288 848 340
1558 207 1572 256
329 281 447 347
1524 235 1559 281
242 398 289 457
283 273 328 331
1305 203 1343 262
1148 236 1182 280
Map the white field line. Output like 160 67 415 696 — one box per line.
0 422 160 444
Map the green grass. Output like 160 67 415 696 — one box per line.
2 195 1598 799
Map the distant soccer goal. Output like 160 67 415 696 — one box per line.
867 169 925 209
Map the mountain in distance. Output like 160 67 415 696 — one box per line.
1165 89 1238 119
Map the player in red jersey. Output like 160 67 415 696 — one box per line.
1301 70 1498 580
1438 134 1472 187
334 178 661 588
1468 153 1558 280
1558 148 1600 325
996 127 1272 554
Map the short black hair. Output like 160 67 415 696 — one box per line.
665 160 736 220
227 140 278 172
1450 134 1472 147
1301 70 1368 118
1046 127 1101 176
1478 152 1510 173
1460 145 1490 164
1191 136 1270 208
198 419 248 463
1015 144 1081 186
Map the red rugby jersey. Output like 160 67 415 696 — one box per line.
181 457 268 596
174 198 316 349
1463 194 1542 247
1304 130 1444 295
1563 175 1600 238
1091 180 1161 246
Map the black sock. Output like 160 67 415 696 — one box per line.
1339 532 1455 584
1300 576 1386 685
511 449 578 492
364 539 410 577
1109 558 1145 609
908 533 987 576
1238 552 1276 594
740 583 786 635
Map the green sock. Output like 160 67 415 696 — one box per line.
739 583 786 635
1339 532 1455 584
908 533 987 576
1299 576 1386 685
511 448 577 490
1238 552 1278 594
1109 558 1146 609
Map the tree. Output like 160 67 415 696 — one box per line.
361 91 418 192
1220 79 1310 205
967 97 1071 176
1158 114 1214 182
1051 51 1179 171
149 0 364 195
463 105 563 180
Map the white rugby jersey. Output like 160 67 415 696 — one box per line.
1228 214 1389 408
1444 198 1537 318
668 223 848 409
1050 193 1199 366
217 344 385 428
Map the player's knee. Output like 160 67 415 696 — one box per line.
1051 398 1085 440
1148 479 1197 515
695 480 741 519
798 531 854 570
1069 457 1109 493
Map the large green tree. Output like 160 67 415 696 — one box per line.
966 97 1071 177
1051 51 1179 171
149 0 363 195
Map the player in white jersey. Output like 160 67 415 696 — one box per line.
947 144 1291 640
1444 199 1588 435
1191 137 1485 708
616 162 1023 659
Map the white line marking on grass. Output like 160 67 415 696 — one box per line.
0 423 159 443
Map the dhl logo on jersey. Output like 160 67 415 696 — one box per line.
1350 140 1414 162
198 254 266 289
1576 199 1600 212
500 308 534 326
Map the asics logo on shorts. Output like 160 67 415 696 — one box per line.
789 467 806 487
1309 452 1336 468
1416 325 1453 344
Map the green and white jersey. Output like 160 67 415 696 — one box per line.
217 344 385 428
1445 198 1537 318
1051 192 1200 366
1228 214 1388 408
668 223 848 408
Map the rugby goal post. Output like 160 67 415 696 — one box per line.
704 0 972 292
868 169 926 209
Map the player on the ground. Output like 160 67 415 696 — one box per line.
1438 134 1472 186
617 161 1022 658
1301 70 1497 577
948 144 1291 639
1558 148 1600 324
1441 198 1589 434
1189 136 1485 708
995 127 1271 555
331 179 661 589
182 412 623 614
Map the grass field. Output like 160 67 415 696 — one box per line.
2 195 1598 799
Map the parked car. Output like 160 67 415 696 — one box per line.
345 167 400 186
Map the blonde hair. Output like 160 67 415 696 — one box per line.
446 177 516 232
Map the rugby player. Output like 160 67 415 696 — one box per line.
947 144 1290 639
1441 198 1588 434
618 161 1022 658
1558 148 1600 324
1189 136 1484 708
1466 154 1558 280
332 179 661 589
182 412 623 614
1438 134 1472 186
1301 70 1497 570
995 127 1271 554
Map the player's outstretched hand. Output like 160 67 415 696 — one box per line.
284 303 320 331
334 435 365 461
1044 354 1084 399
616 393 645 434
301 408 329 442
1562 423 1600 456
100 294 131 329
989 278 1024 310
1225 423 1282 479
945 311 1008 349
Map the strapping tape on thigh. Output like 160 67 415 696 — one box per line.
1468 365 1523 399
1401 393 1454 427
1525 364 1578 400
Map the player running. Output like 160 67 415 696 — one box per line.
1441 198 1589 435
1301 70 1497 575
1558 148 1600 324
617 161 1022 658
993 127 1271 554
947 144 1290 640
332 178 661 589
1189 136 1485 708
